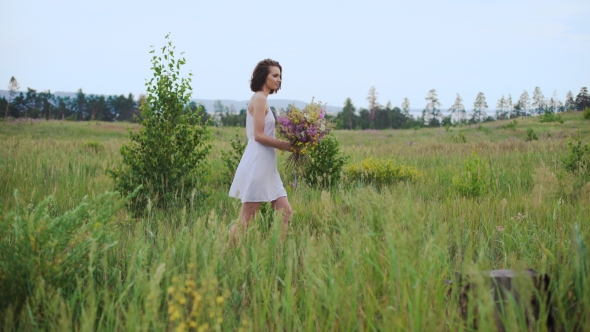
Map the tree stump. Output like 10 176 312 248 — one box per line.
456 269 554 332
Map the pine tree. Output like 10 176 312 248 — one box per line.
213 100 225 126
75 89 85 121
401 97 410 117
495 95 507 120
532 86 546 114
4 76 19 119
575 87 589 110
448 93 466 123
471 92 488 123
423 89 442 126
366 86 379 125
548 91 562 113
506 94 514 118
518 90 531 117
565 91 575 111
342 98 355 130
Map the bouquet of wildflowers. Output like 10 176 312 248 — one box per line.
276 98 333 169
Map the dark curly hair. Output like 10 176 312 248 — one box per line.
250 59 282 94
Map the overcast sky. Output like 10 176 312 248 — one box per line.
1 0 588 110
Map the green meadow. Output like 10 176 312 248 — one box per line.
1 113 589 331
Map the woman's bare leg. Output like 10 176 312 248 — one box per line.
271 196 293 240
229 202 260 244
240 202 261 226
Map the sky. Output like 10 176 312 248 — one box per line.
1 0 589 111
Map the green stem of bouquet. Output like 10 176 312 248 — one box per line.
284 152 311 170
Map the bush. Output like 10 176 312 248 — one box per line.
302 134 349 188
0 191 127 315
540 111 564 123
583 107 590 120
346 157 419 187
109 35 211 213
451 133 467 143
81 140 104 153
452 151 490 197
220 129 247 185
526 128 539 141
501 119 518 130
562 136 590 176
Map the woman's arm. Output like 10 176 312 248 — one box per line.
250 94 293 152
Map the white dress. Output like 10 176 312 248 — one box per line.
228 102 287 203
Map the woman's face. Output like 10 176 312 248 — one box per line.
265 66 281 92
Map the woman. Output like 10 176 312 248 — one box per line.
229 59 296 240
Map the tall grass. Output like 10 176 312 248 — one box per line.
1 113 589 331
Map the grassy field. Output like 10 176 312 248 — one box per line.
0 113 589 331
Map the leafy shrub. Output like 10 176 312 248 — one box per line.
583 107 590 120
451 133 467 143
562 136 590 176
452 151 490 197
302 134 349 188
540 112 564 123
501 119 518 130
81 140 104 153
109 35 211 213
0 191 127 314
220 129 247 185
346 157 419 186
525 128 539 141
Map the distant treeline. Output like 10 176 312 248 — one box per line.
0 86 257 127
2 79 588 130
0 87 213 124
335 86 590 130
1 88 140 122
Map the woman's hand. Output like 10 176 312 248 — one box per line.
250 94 301 152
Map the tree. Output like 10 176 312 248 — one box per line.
366 86 379 125
342 98 356 130
506 94 514 118
575 87 589 111
38 91 54 120
495 95 508 120
213 100 226 126
423 89 442 126
448 93 466 123
24 88 39 118
4 76 19 119
116 93 137 122
470 92 488 123
532 86 546 114
11 93 25 118
55 96 71 120
109 34 212 213
518 90 531 116
548 91 562 113
75 89 86 121
401 97 410 117
565 91 576 111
